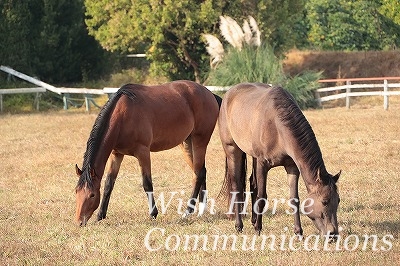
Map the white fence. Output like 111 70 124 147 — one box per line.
2 65 400 112
315 78 400 110
0 65 228 112
0 65 104 112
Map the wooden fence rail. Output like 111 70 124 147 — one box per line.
0 87 46 112
316 77 400 110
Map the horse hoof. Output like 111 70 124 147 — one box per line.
235 226 243 233
197 202 207 216
294 228 303 236
182 211 192 219
97 214 106 221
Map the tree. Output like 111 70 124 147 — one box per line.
0 0 109 84
305 0 400 51
0 0 40 75
84 0 307 82
85 0 221 82
379 0 400 25
256 0 308 52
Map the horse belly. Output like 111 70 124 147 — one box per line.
149 113 194 152
228 103 286 164
149 129 191 152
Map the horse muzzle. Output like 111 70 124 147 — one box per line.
76 216 88 227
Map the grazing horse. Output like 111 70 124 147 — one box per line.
218 83 340 237
75 80 220 226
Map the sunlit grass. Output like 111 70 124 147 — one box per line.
0 107 399 265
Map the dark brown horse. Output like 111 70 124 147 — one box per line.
75 80 220 226
218 83 340 237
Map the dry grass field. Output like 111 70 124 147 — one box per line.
0 105 399 265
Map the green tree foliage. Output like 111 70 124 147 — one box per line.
306 0 400 50
379 0 400 24
0 0 37 73
256 0 308 52
85 0 223 82
0 0 109 84
84 0 306 82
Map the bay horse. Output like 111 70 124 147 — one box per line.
75 80 220 226
218 83 340 237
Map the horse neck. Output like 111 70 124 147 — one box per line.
286 134 326 192
295 156 327 192
92 134 116 182
84 125 118 186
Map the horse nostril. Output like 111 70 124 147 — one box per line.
78 219 86 227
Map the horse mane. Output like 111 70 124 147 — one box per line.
76 84 136 189
271 86 328 182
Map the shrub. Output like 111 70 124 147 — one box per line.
205 44 321 109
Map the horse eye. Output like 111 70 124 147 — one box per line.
89 193 95 198
322 200 329 206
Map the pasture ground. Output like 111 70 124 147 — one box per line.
0 106 399 265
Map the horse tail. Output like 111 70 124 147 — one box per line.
218 152 247 216
213 93 222 109
217 157 230 201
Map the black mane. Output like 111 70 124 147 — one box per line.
271 87 327 180
76 84 136 189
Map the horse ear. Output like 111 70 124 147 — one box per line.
75 164 83 176
89 167 96 178
332 170 341 183
316 168 322 183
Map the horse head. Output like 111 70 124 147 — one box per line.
304 170 341 239
75 165 100 226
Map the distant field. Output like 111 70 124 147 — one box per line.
0 107 399 265
283 50 400 79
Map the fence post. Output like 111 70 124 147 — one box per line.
63 93 69 110
85 95 91 112
314 90 322 107
34 92 41 111
383 79 389 110
0 94 3 112
346 80 351 109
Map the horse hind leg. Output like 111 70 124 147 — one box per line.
181 135 208 218
253 159 268 235
226 149 247 233
97 152 124 221
133 145 158 219
250 157 257 226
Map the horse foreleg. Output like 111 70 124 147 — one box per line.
285 164 302 235
137 148 158 219
97 152 124 221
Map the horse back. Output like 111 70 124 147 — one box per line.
219 83 291 162
112 81 219 153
